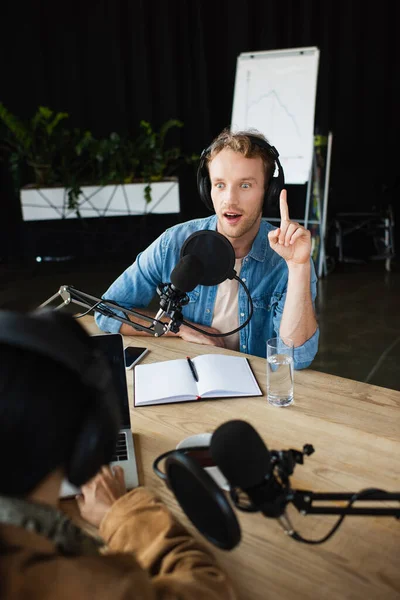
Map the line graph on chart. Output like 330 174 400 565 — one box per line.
231 51 319 184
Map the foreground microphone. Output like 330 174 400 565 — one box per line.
155 422 399 549
154 419 285 551
211 420 287 518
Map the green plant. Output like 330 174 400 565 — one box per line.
0 103 70 189
89 132 139 186
0 103 198 214
135 119 183 203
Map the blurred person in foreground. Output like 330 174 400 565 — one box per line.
0 309 236 599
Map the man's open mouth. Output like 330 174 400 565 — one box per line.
224 212 242 221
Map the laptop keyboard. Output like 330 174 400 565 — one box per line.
111 432 128 462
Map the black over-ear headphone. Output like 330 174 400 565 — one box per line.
197 134 285 212
0 310 121 487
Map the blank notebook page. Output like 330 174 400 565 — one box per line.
194 354 261 397
135 359 197 403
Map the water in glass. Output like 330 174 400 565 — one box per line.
267 353 294 407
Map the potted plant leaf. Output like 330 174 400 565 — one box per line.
0 103 196 221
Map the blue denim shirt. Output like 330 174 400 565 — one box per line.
95 215 319 369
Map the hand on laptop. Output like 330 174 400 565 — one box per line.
76 465 127 527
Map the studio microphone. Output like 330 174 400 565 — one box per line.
155 230 236 332
152 419 279 551
155 421 399 549
153 419 287 550
155 230 254 336
171 254 205 292
211 420 288 518
155 254 205 325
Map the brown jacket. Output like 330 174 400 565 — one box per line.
0 487 236 599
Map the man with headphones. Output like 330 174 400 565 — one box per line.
96 129 318 368
0 310 235 599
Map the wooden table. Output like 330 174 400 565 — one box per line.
79 317 400 600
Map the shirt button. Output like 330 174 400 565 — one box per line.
242 345 246 349
206 309 210 313
240 312 245 317
242 277 247 282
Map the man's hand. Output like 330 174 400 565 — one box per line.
76 465 127 528
268 189 312 265
179 323 226 348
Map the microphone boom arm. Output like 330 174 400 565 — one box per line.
39 270 254 341
39 285 171 337
230 444 399 543
291 489 400 517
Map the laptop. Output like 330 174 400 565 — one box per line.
60 333 139 498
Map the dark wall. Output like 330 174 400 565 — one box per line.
1 0 399 262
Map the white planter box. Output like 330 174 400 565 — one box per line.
20 179 180 221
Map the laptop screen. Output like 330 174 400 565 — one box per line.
91 333 130 429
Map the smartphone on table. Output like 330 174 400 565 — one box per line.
124 346 149 370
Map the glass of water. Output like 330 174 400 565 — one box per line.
266 337 294 407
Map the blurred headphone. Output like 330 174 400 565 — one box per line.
0 310 121 487
197 134 285 212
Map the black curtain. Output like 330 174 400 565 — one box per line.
1 0 399 261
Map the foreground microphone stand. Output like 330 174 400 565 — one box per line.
230 445 400 544
39 285 183 336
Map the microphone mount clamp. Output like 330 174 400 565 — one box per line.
155 283 188 334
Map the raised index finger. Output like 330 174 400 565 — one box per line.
279 189 289 221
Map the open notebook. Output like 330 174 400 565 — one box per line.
134 354 262 406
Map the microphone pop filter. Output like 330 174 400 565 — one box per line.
180 230 235 286
165 452 241 550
